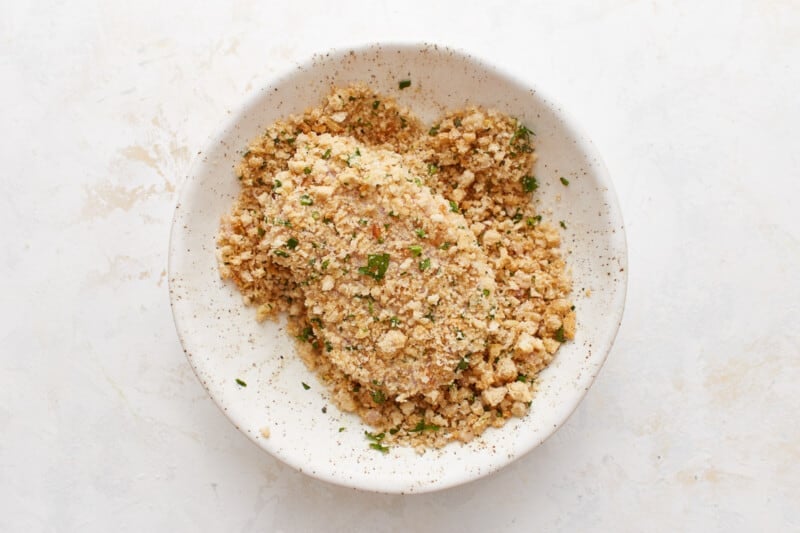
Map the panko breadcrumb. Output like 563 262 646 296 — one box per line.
217 83 575 450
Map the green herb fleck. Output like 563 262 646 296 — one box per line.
365 431 385 442
321 148 332 160
339 427 346 432
482 289 490 297
555 326 566 342
419 258 431 271
415 228 427 239
371 389 386 404
272 179 282 189
516 374 528 383
428 125 439 136
408 420 440 433
300 194 314 206
560 176 570 186
257 227 266 237
301 382 310 390
454 117 462 127
358 253 390 281
408 245 422 257
372 100 380 109
521 175 538 193
398 79 411 89
321 259 330 270
296 326 314 342
427 163 439 175
369 442 390 453
526 215 542 227
389 316 401 327
273 249 289 257
510 123 535 153
448 200 459 213
512 210 523 222
325 341 332 352
235 378 247 387
302 167 312 175
439 242 452 250
560 220 567 229
286 237 299 250
456 356 469 371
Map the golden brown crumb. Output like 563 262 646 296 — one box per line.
217 84 575 449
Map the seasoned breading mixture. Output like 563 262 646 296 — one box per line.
217 84 575 450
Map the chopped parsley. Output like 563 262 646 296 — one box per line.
427 163 439 175
257 227 266 237
453 117 462 127
510 123 535 153
300 194 314 206
555 326 566 342
439 241 452 250
521 175 538 193
296 326 314 342
273 249 289 257
372 100 380 109
272 179 282 189
301 382 310 390
482 289 490 297
369 442 390 453
428 125 439 136
235 378 247 387
321 259 330 270
286 237 299 249
560 176 570 186
339 427 346 432
414 228 427 239
371 389 386 404
321 148 331 160
512 210 523 222
408 245 422 257
448 200 459 213
418 258 431 271
365 431 385 442
560 220 567 229
527 215 542 227
358 253 390 281
303 167 312 175
365 432 390 452
389 316 401 327
516 374 528 383
408 420 440 433
398 79 411 89
456 356 469 371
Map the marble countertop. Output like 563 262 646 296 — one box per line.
2 1 798 531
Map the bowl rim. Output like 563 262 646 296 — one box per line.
168 41 628 493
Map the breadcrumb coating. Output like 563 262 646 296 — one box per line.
217 84 575 449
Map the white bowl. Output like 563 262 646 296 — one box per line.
168 43 627 494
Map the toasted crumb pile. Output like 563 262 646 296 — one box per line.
217 84 575 450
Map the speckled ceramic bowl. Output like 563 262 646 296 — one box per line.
169 43 627 493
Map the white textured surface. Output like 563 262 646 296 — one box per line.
1 0 798 531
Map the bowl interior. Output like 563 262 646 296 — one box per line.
168 44 627 493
